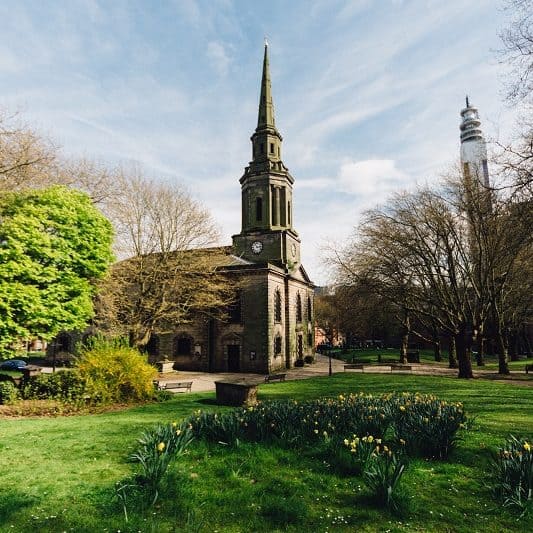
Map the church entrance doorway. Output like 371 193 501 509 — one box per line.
227 345 240 372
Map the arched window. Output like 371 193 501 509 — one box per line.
307 296 312 321
256 197 263 222
288 201 291 225
145 334 159 357
173 336 192 356
296 293 302 323
274 335 283 356
307 333 313 347
274 289 282 322
229 290 242 323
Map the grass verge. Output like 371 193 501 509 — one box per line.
0 373 532 531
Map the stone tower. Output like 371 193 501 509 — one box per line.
460 96 490 187
232 43 301 270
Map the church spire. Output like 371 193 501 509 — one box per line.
257 42 276 130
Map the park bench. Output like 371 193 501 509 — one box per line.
156 381 192 393
390 364 413 372
344 364 365 372
264 373 286 383
525 364 533 374
377 354 399 364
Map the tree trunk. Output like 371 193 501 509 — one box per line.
475 329 485 366
455 329 473 378
522 327 532 358
129 327 151 349
434 339 442 362
496 331 510 375
448 336 458 369
399 309 409 364
509 332 519 361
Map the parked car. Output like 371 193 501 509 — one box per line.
0 359 27 371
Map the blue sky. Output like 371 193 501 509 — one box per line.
0 0 517 283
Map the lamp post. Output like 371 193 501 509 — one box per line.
327 343 332 377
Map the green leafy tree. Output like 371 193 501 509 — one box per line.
0 186 114 353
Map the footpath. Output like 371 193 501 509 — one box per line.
156 355 533 393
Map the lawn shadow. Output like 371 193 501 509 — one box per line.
0 489 38 526
196 398 219 406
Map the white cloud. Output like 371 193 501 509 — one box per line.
206 41 231 77
338 159 408 197
297 159 409 199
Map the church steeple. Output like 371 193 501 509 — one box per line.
250 43 284 168
257 42 275 129
232 43 301 269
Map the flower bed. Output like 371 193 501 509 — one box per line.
187 392 467 459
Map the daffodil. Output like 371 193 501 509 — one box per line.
157 442 166 452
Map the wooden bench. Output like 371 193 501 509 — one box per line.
156 381 192 393
264 373 286 383
344 364 365 372
377 354 400 364
390 364 413 372
525 364 533 374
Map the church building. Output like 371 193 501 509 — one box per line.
149 43 315 373
48 44 315 373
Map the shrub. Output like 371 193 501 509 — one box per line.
294 358 305 367
21 370 87 403
392 393 467 459
363 448 408 512
0 381 20 405
491 435 533 516
75 338 157 403
304 355 314 364
130 422 193 505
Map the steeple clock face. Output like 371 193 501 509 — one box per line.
251 240 263 254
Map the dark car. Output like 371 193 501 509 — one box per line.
0 359 27 371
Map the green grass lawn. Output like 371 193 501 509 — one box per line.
1 374 532 532
334 348 532 370
331 348 438 364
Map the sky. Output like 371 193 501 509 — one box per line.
0 0 519 284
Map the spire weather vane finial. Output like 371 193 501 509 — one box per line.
466 95 470 108
264 36 268 47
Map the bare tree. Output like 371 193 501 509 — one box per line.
498 0 533 103
97 170 235 347
0 110 57 191
332 166 531 378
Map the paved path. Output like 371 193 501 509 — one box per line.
156 354 345 393
156 356 532 393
